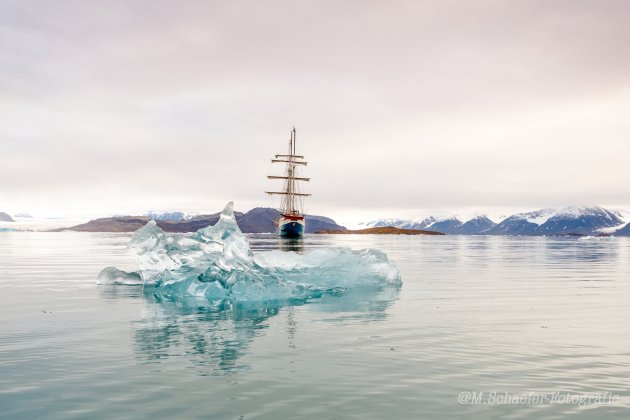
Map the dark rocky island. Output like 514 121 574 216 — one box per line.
317 226 444 235
58 207 346 233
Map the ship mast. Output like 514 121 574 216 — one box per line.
266 127 310 216
286 129 294 214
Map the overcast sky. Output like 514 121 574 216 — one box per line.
1 0 629 224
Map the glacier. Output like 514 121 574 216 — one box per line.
98 202 401 303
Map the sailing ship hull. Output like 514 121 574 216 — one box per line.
278 217 305 238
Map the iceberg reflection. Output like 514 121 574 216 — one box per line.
130 286 400 374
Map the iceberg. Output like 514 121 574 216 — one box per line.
98 267 143 285
98 202 401 303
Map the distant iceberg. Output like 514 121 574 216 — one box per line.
98 202 401 303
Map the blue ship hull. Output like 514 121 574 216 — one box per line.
279 220 305 238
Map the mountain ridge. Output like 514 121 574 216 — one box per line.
59 207 346 233
363 206 628 236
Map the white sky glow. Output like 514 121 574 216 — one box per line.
1 0 629 224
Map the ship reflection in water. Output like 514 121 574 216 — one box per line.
278 238 304 253
247 234 308 253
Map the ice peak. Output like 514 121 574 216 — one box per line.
221 202 235 220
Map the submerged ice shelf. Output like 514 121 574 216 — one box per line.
98 202 401 302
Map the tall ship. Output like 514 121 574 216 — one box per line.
266 127 311 238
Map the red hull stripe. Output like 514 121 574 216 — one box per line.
282 214 304 221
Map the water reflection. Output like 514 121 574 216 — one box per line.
277 238 304 253
115 286 400 375
246 234 307 253
544 237 619 263
132 298 281 374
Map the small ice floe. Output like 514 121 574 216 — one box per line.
98 202 401 302
98 267 143 285
578 236 614 241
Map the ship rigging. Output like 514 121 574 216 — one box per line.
266 127 310 238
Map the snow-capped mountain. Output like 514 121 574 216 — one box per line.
537 207 623 235
362 206 627 236
364 215 493 234
364 218 410 228
485 206 624 235
363 216 437 230
426 217 463 233
487 208 555 235
411 217 438 230
453 216 497 234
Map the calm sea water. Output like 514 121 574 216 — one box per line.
1 232 629 419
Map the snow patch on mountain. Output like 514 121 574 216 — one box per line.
513 206 621 227
521 208 556 225
611 210 630 226
596 209 630 234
